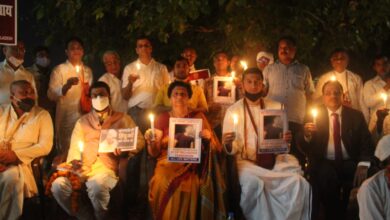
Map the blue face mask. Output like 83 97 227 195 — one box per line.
36 57 50 68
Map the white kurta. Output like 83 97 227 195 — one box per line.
357 169 390 220
98 73 127 113
47 61 93 154
0 60 37 105
223 99 311 220
122 58 169 109
0 105 53 219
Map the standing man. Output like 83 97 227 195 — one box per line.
121 36 169 133
153 56 208 113
98 50 127 113
363 55 390 119
263 36 315 162
0 41 37 105
0 80 53 220
314 48 367 120
48 37 93 160
300 81 374 220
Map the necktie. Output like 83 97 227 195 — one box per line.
332 113 342 161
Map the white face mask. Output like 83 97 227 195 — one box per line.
8 56 24 67
36 57 50 68
92 96 109 111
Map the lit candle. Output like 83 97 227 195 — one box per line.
240 61 248 71
149 113 155 140
330 75 336 81
75 65 81 74
136 62 141 70
78 141 84 163
231 71 236 81
311 108 318 125
381 93 388 108
233 114 238 135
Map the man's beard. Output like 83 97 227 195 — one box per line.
245 91 262 102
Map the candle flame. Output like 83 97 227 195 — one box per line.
240 61 248 70
149 113 155 122
330 75 336 81
75 65 81 73
78 141 84 153
311 108 318 118
136 63 141 70
381 93 388 102
233 114 238 125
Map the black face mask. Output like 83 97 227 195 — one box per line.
16 97 35 112
245 91 262 102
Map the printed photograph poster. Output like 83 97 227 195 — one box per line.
188 69 210 81
213 76 236 104
168 117 202 163
98 127 138 153
258 109 289 154
0 0 17 45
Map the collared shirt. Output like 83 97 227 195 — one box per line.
363 75 388 116
326 107 350 160
98 73 128 113
314 69 367 120
122 58 170 109
153 82 208 110
0 59 37 105
263 60 314 124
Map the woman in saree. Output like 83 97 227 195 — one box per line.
145 81 226 220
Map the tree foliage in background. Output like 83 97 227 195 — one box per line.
33 0 390 78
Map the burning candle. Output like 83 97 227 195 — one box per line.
78 141 84 163
381 93 388 108
240 61 248 71
233 114 238 135
136 62 141 70
330 75 336 81
149 113 155 140
231 71 236 81
75 65 81 74
311 108 318 125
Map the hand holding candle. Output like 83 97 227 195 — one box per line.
149 113 155 140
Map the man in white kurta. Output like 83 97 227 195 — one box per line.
0 41 37 105
98 51 127 113
0 80 53 220
363 55 390 121
48 37 93 158
121 37 169 132
357 135 390 220
313 49 368 120
51 82 145 220
222 68 311 220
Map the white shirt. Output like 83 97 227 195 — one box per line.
98 73 127 113
326 107 350 160
263 60 314 124
314 70 368 120
363 75 389 116
122 58 169 109
0 59 37 105
223 98 282 161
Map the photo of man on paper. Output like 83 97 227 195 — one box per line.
174 124 195 148
264 115 283 139
99 129 118 152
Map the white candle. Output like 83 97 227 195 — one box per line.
231 71 236 80
149 113 155 140
233 114 238 135
311 108 318 125
240 61 248 71
78 141 84 163
381 93 388 108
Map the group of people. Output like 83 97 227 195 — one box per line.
0 34 389 220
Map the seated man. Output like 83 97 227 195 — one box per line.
357 135 390 220
0 80 53 220
154 56 208 113
50 81 145 220
301 80 374 220
222 68 311 220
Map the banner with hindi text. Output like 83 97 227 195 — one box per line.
0 0 17 45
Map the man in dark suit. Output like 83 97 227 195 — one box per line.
300 80 374 220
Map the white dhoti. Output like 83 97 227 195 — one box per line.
237 158 311 220
51 172 118 220
0 166 24 220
